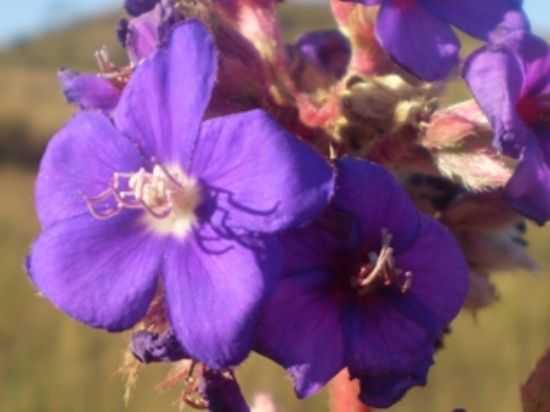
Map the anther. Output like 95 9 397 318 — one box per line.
355 228 413 295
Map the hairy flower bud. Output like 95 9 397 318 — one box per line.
336 73 438 155
423 100 517 192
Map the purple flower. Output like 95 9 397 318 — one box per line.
463 31 550 224
201 369 250 412
254 157 468 408
27 21 334 368
292 29 351 79
125 0 159 17
345 0 529 81
58 69 121 111
131 330 189 363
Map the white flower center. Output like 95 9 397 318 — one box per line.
85 165 201 238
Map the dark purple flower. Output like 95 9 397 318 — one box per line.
121 3 162 64
27 21 334 368
292 29 351 79
58 69 121 111
345 0 529 81
464 31 550 224
201 369 250 412
131 330 189 363
254 157 468 408
125 0 159 17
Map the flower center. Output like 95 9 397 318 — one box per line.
517 95 550 128
85 164 201 237
351 229 413 295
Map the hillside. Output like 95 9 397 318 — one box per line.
0 4 335 168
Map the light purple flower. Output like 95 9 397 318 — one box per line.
346 0 529 81
254 157 468 408
58 69 121 111
27 21 334 368
464 31 550 224
120 3 163 64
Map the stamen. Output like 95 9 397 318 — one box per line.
84 164 201 237
354 228 413 295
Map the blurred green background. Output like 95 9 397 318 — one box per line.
1 4 550 412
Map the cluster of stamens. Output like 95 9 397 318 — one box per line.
353 228 413 295
85 165 200 236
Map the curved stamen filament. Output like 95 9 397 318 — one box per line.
355 228 413 295
84 165 193 220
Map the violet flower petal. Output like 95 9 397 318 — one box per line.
506 139 550 224
376 0 459 81
423 0 529 40
395 215 469 328
58 70 121 111
463 42 528 157
357 356 431 408
345 216 468 377
35 112 143 229
113 21 217 167
125 6 162 63
508 32 550 99
277 207 359 277
193 110 334 233
294 29 351 79
164 228 280 368
254 270 346 398
27 213 164 331
202 370 250 412
125 0 159 17
333 157 421 254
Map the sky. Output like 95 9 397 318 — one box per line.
1 0 549 46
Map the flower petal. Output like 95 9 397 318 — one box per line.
463 42 529 157
357 356 432 408
333 157 421 254
504 32 550 100
344 294 436 379
277 206 359 276
254 270 346 398
125 0 159 17
395 215 469 328
345 216 468 377
58 69 121 111
113 20 217 167
27 213 163 331
423 0 529 40
376 0 459 81
35 111 144 229
124 6 161 63
202 370 251 412
164 228 280 368
193 110 334 233
506 139 550 224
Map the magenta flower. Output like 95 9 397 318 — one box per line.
345 0 528 81
27 21 334 368
254 157 468 408
464 31 550 224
